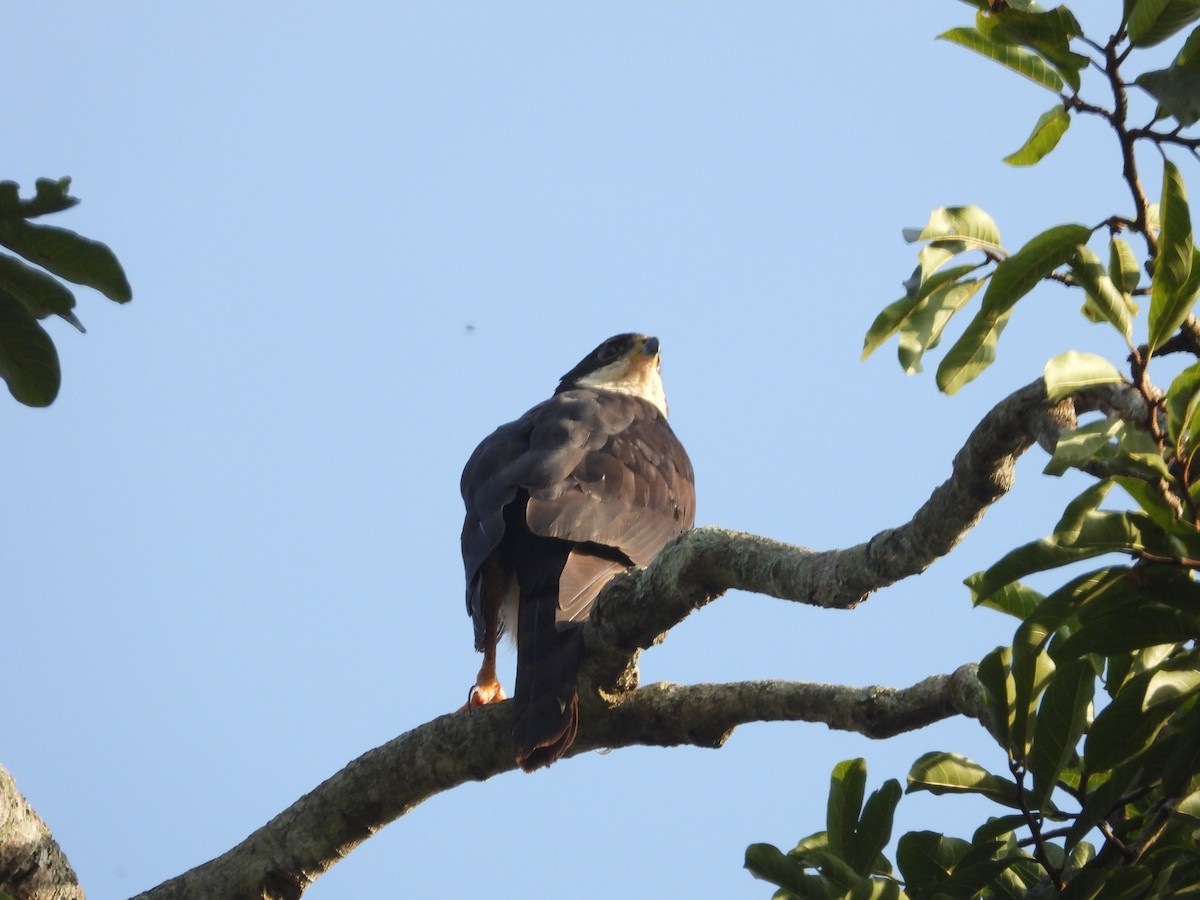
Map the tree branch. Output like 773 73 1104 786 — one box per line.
131 666 986 900
0 764 83 900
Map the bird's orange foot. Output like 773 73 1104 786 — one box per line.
458 678 507 713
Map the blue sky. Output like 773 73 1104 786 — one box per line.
3 3 1176 897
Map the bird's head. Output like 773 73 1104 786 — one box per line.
556 333 669 416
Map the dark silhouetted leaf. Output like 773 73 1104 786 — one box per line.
0 252 82 330
745 843 832 899
896 831 971 889
0 287 60 406
0 218 131 303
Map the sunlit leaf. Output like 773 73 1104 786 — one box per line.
1108 236 1141 294
907 752 1023 808
937 223 1091 394
903 206 1003 253
1166 359 1200 452
1148 160 1196 354
827 759 866 862
863 264 980 362
969 578 1044 619
1044 351 1125 402
1028 657 1095 809
1073 244 1134 339
1003 106 1071 166
897 278 984 374
1144 662 1200 708
1010 617 1057 758
939 27 1065 91
850 780 901 877
976 7 1088 91
1043 417 1122 477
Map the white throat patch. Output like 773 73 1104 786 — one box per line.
576 359 669 417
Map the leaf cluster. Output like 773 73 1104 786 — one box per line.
755 3 1200 897
0 178 131 406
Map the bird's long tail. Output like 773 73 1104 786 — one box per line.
512 584 584 772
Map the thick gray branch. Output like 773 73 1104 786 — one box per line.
0 764 83 900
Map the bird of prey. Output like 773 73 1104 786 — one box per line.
460 333 696 771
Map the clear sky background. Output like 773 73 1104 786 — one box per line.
4 3 1178 898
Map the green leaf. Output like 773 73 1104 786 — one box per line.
897 278 985 374
1073 244 1134 339
907 751 1023 809
745 843 832 899
850 781 902 877
1043 417 1122 477
976 7 1088 92
827 759 866 862
1028 657 1095 809
789 849 864 893
1128 0 1200 47
1166 359 1200 453
1060 865 1153 900
1144 662 1200 708
1085 666 1188 772
967 487 1121 603
844 878 901 900
935 306 1012 395
0 252 81 329
1010 616 1057 758
895 831 971 889
937 223 1092 394
863 264 981 362
1148 160 1196 355
970 579 1045 619
938 27 1065 91
1108 236 1141 294
978 646 1015 746
0 287 61 407
1136 65 1200 126
1003 105 1071 166
1043 351 1125 402
902 206 1003 253
0 218 131 303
